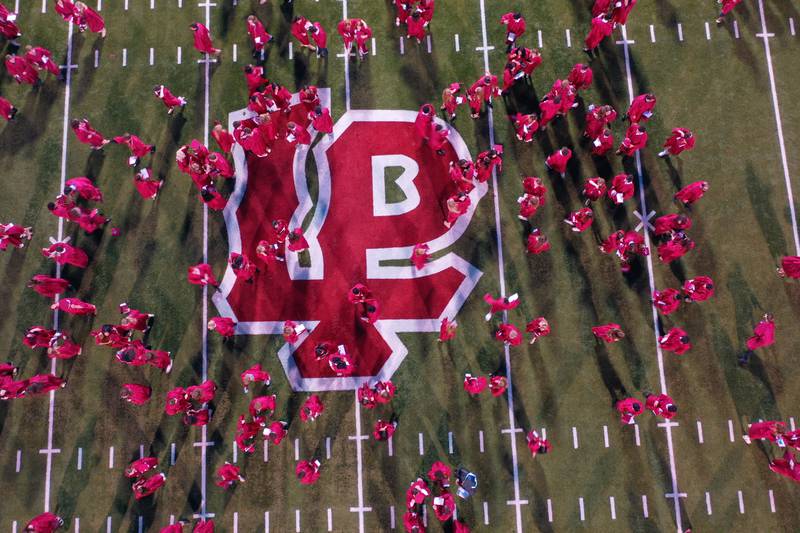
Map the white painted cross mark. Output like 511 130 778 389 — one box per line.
634 210 656 232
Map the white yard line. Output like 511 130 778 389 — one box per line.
264 512 269 533
484 501 490 524
790 417 796 431
454 33 460 52
579 497 585 521
565 28 571 47
677 23 684 42
418 432 424 455
728 419 735 442
572 426 579 448
389 506 396 529
642 495 649 518
705 21 711 40
609 496 617 520
650 24 656 43
705 491 712 515
758 0 800 254
448 431 454 453
479 430 484 453
618 24 684 533
737 490 745 513
769 489 776 512
477 2 525 530
696 420 704 443
108 446 114 469
790 18 796 36
603 425 609 448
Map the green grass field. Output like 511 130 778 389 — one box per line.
2 0 800 531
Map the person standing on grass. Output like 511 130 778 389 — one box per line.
24 513 64 532
746 313 775 351
191 22 221 55
616 397 644 424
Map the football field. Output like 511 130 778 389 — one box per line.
1 0 800 531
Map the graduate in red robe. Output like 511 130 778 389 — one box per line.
659 327 691 354
746 313 775 351
191 22 220 55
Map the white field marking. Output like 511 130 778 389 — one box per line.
422 506 427 527
479 2 526 529
479 430 485 453
295 510 300 532
43 20 74 515
106 517 112 533
541 427 547 440
327 508 332 531
171 443 176 465
342 0 351 111
289 42 293 60
348 396 372 529
124 0 129 9
603 425 609 448
453 507 458 521
697 420 704 443
170 516 175 525
97 0 102 10
537 29 543 48
388 436 394 457
769 489 776 512
77 448 82 470
179 0 183 6
41 0 46 13
705 21 711 40
326 437 331 459
15 0 18 12
791 417 796 431
738 490 745 513
572 427 579 449
418 432 424 455
484 501 490 524
122 48 127 67
151 0 155 8
263 440 269 462
139 445 145 459
372 37 377 56
294 438 300 461
138 516 144 533
74 518 79 532
426 34 432 53
455 33 460 51
650 24 656 42
734 20 740 38
610 496 617 520
233 44 237 62
400 37 405 55
579 497 585 521
149 48 154 66
233 512 238 533
264 512 269 533
677 23 684 41
109 447 114 469
177 46 182 64
233 441 238 463
15 450 21 473
705 492 712 515
758 0 800 254
566 28 571 47
790 18 796 36
642 495 649 518
728 420 735 442
546 498 553 522
390 506 396 529
619 25 683 531
94 49 99 68
448 432 454 453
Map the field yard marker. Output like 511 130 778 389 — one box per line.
619 24 684 531
790 18 796 36
705 21 711 40
578 497 585 521
697 420 704 443
389 506 396 529
728 419 735 442
418 432 424 455
565 28 571 47
649 24 656 43
610 496 617 520
541 427 546 440
263 440 269 462
41 0 46 13
738 490 745 513
295 510 300 532
758 0 800 254
422 506 427 527
122 48 127 67
448 431 453 453
790 417 796 431
14 0 18 13
151 0 155 9
77 448 82 470
400 37 405 55
125 0 128 10
171 443 176 465
769 489 776 512
388 436 394 457
426 34 432 53
372 37 377 56
106 517 112 533
94 50 99 68
603 425 609 448
233 512 238 533
139 445 145 459
546 499 553 522
74 518 79 532
537 29 543 48
289 42 293 60
454 34 460 51
233 441 238 463
109 447 114 469
138 516 144 533
149 48 154 66
677 23 684 41
327 508 332 531
177 46 182 64
325 437 331 459
294 438 300 461
705 492 712 514
264 512 269 533
572 426 579 449
734 20 740 38
484 501 490 524
642 495 649 518
479 430 484 453
232 44 237 62
97 0 102 10
170 516 175 525
15 450 21 473
633 208 655 230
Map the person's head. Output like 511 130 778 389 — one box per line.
422 103 432 114
244 65 253 74
645 93 655 102
632 402 641 411
764 312 774 321
231 255 243 269
560 147 569 156
190 23 199 31
667 404 678 413
119 348 136 362
701 181 709 191
247 15 256 23
680 336 690 344
47 202 56 212
70 119 80 129
538 444 548 454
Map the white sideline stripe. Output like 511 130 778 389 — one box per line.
151 0 155 8
565 28 571 47
650 24 656 43
537 29 543 48
138 516 144 533
677 23 684 41
41 0 46 13
706 492 713 515
12 521 17 533
546 499 553 522
264 512 269 533
326 437 331 459
697 420 704 443
15 450 21 473
610 496 616 520
619 24 683 532
295 510 300 532
289 42 293 60
149 48 154 66
124 0 129 9
327 508 332 531
572 427 579 449
294 438 300 461
734 20 740 39
738 490 745 513
479 430 484 453
769 489 776 512
140 445 145 459
45 21 74 514
479 3 524 531
758 0 800 254
579 497 585 521
603 425 609 448
77 448 82 470
389 506 396 529
448 431 454 454
418 433 424 455
180 0 183 6
74 518 79 532
705 21 711 40
109 447 114 469
454 33 460 52
171 443 176 465
728 419 735 442
642 495 649 518
484 501 490 524
122 48 127 67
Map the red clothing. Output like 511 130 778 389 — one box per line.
264 420 289 445
616 397 644 424
617 123 648 156
683 276 714 302
247 16 272 51
25 374 66 396
674 181 709 205
24 513 63 533
608 174 635 204
25 47 60 76
489 375 508 397
373 419 397 441
439 318 457 341
659 327 691 354
526 317 551 343
565 207 593 232
47 332 82 359
591 128 615 156
526 228 550 254
216 463 243 488
193 521 214 533
747 317 775 350
611 0 637 25
545 148 572 175
414 104 435 139
748 420 786 443
645 393 677 419
72 118 108 149
133 473 166 500
567 63 593 90
662 128 695 156
582 177 607 202
134 168 163 199
52 297 96 316
208 316 236 337
211 123 234 153
241 363 271 392
65 176 103 201
411 243 430 270
80 5 105 33
768 450 800 483
154 85 187 111
311 107 333 134
0 96 16 121
657 234 695 263
500 12 526 42
432 492 456 522
191 23 219 54
584 15 613 50
653 288 682 315
463 374 487 395
653 214 691 236
720 0 743 15
28 275 69 298
5 54 39 85
496 323 522 345
229 252 257 281
781 256 800 279
24 326 55 349
0 223 31 249
300 394 324 421
113 134 154 161
296 459 321 484
121 383 152 405
592 323 624 343
291 16 312 46
188 263 218 287
526 430 552 457
125 457 159 479
483 292 519 318
514 113 538 143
